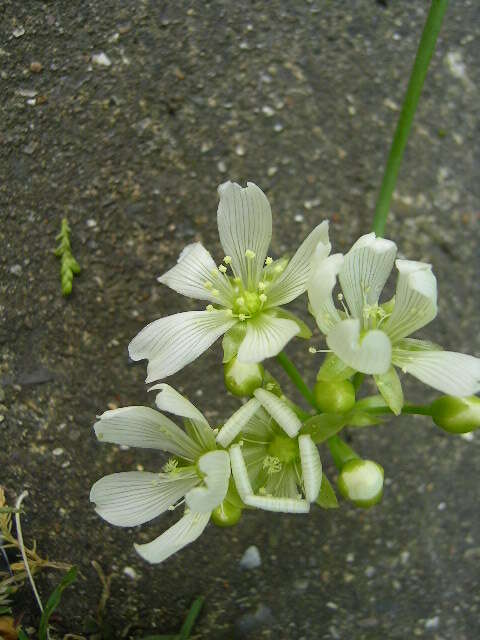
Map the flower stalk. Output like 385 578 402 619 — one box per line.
372 0 449 236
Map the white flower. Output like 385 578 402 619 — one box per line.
216 389 322 513
308 232 480 412
90 384 230 564
129 181 330 382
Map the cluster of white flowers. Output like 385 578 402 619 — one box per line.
91 181 480 564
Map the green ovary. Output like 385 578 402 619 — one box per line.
232 290 262 316
267 435 299 464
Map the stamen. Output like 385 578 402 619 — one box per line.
206 304 214 312
218 264 227 274
337 292 350 317
265 256 273 265
204 281 213 290
223 255 232 265
259 293 267 304
239 313 247 321
263 455 282 475
258 282 266 292
163 458 179 473
211 289 220 297
245 249 256 260
308 347 332 354
168 497 185 512
265 382 275 391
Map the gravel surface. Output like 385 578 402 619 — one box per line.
1 1 479 638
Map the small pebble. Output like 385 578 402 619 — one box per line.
240 545 261 569
52 447 64 456
326 601 338 610
437 502 446 511
400 550 410 565
10 264 22 276
217 160 227 173
365 566 376 578
123 566 138 579
273 122 284 132
13 26 25 38
294 213 304 222
30 61 43 73
425 616 439 630
262 105 274 117
92 52 112 67
86 218 97 228
235 144 246 156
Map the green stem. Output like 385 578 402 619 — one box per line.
365 403 432 416
372 0 448 236
277 352 357 469
276 352 317 408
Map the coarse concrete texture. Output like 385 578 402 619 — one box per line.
1 1 479 638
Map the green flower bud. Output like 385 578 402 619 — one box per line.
313 379 356 413
430 395 480 434
338 459 384 508
211 500 242 527
224 357 264 397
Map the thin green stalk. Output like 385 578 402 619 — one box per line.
364 403 432 417
276 352 317 408
372 0 448 236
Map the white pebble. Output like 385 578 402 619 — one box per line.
437 502 446 511
425 616 439 630
13 26 25 38
240 545 261 570
123 566 138 579
10 264 22 276
273 122 284 132
262 105 274 117
52 447 64 456
92 52 112 67
217 160 227 173
86 218 97 228
294 214 304 222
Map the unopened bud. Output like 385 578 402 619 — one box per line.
430 395 480 434
337 459 384 508
314 379 356 413
224 357 264 397
211 500 242 527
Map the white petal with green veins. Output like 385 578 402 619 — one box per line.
327 318 392 375
237 312 299 363
185 450 230 513
254 388 302 437
216 398 261 447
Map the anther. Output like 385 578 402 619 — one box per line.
258 282 266 292
218 264 227 274
204 281 213 290
259 293 267 303
206 304 214 312
245 249 256 259
265 256 273 265
211 289 219 296
308 346 317 354
239 313 247 321
223 255 232 265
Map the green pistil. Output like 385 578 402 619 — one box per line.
267 434 299 464
232 290 262 316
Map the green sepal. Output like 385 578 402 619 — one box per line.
39 566 78 640
272 308 312 339
184 419 217 451
347 411 385 427
317 353 355 382
316 473 339 509
262 369 283 397
302 413 348 443
222 323 247 363
374 366 404 416
353 395 385 411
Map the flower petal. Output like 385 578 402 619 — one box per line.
229 444 254 500
265 221 331 307
185 450 230 513
216 398 262 447
217 181 272 287
308 252 344 334
158 242 232 305
129 310 237 382
151 384 208 425
94 406 202 461
339 233 397 319
254 388 302 437
244 495 310 513
392 349 480 397
134 510 210 564
237 312 299 363
90 471 198 527
326 318 392 374
383 260 437 342
299 435 322 502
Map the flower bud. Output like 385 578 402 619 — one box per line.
430 395 480 434
211 500 242 527
313 379 356 413
337 459 384 508
224 357 264 397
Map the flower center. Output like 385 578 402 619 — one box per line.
267 434 299 464
232 289 262 316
